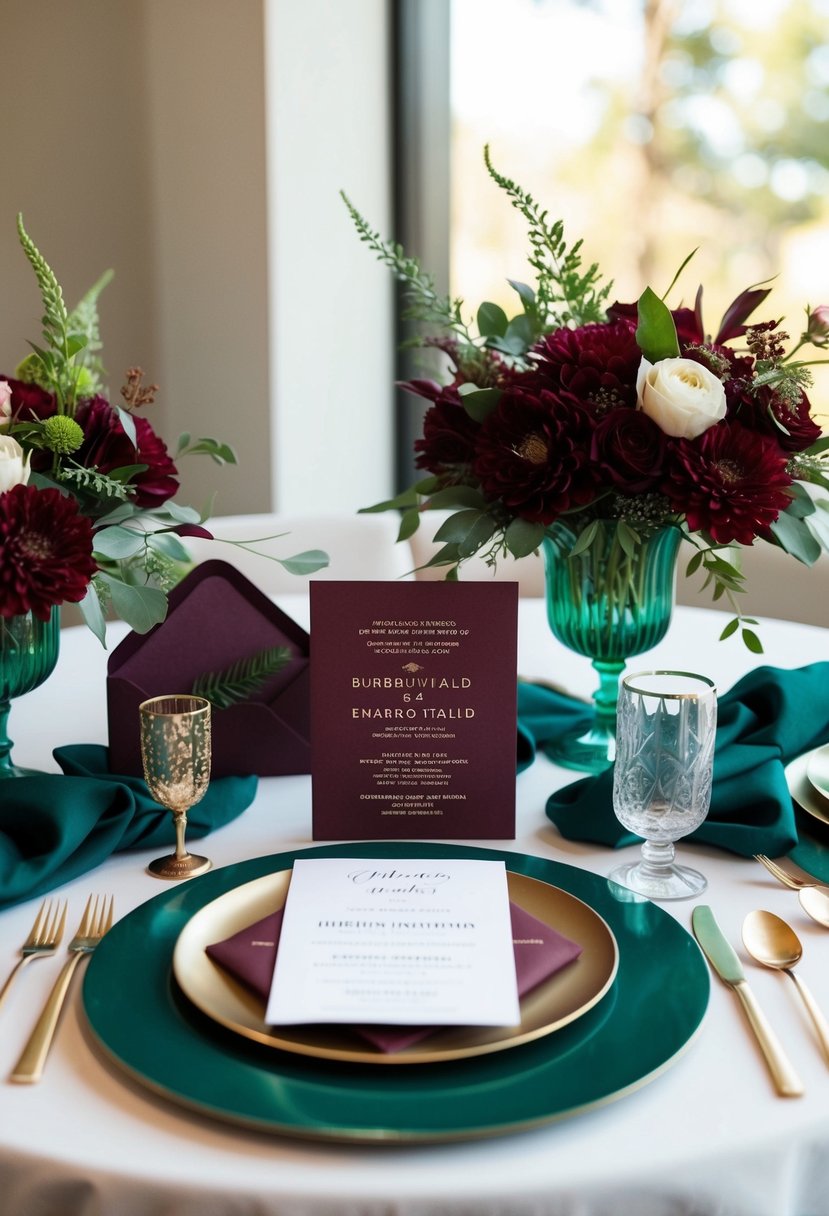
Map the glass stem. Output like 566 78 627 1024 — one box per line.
639 839 677 875
591 659 625 737
0 698 14 775
173 812 190 861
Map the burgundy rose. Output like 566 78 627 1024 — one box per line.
726 382 821 453
74 396 179 509
662 421 792 545
590 409 669 493
531 321 642 413
472 387 596 524
0 484 97 618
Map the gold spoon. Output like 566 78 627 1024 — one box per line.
742 909 829 1066
799 886 829 929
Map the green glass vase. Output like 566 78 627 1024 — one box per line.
542 521 681 775
0 608 60 777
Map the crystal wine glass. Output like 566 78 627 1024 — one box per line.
140 695 212 880
608 670 717 900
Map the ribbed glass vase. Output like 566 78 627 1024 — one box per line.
0 608 60 777
542 521 681 774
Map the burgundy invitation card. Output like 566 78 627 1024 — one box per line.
310 581 518 839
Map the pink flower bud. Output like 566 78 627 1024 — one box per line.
806 305 829 345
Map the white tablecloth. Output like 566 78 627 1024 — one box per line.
2 597 829 1216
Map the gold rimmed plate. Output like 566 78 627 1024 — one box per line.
807 744 829 804
172 868 618 1065
786 748 829 828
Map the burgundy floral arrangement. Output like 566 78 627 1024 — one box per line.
344 147 829 648
0 217 326 642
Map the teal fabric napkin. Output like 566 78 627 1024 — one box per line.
0 745 257 910
517 663 829 859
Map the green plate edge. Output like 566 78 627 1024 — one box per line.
82 842 709 1144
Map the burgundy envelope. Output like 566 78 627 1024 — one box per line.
107 560 310 777
205 900 583 1053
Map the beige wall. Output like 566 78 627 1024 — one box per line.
2 0 271 515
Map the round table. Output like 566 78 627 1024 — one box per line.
2 597 829 1216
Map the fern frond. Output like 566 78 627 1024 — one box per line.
57 462 135 501
483 146 611 327
340 191 475 345
191 646 292 709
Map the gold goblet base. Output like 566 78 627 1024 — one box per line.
147 852 212 881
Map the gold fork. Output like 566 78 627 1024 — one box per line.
0 899 67 1013
754 854 825 891
9 894 114 1084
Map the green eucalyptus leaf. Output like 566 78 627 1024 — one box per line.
635 286 680 362
422 541 461 569
78 582 108 647
770 510 822 565
785 482 817 519
458 513 497 558
477 301 508 337
508 279 536 308
719 617 740 641
397 507 420 542
505 313 535 346
460 387 501 423
147 531 191 562
108 463 148 484
742 628 764 654
686 551 703 576
505 517 545 558
157 501 202 525
426 485 487 510
116 406 138 448
277 549 329 576
359 485 420 513
92 525 147 559
102 577 167 633
616 522 640 559
568 520 600 558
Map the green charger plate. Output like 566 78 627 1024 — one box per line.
83 843 709 1143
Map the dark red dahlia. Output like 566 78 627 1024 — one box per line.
590 408 669 493
726 382 821 453
472 387 596 524
0 484 97 619
530 322 642 413
414 398 479 475
74 396 179 509
2 375 57 421
662 421 792 545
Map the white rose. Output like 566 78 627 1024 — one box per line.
0 435 32 491
637 356 727 439
0 380 11 429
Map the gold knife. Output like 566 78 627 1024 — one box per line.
692 905 804 1098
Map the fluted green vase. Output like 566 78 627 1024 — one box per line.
0 608 60 777
542 522 681 774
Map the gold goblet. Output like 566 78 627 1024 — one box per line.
140 695 213 880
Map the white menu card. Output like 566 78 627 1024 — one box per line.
265 858 520 1027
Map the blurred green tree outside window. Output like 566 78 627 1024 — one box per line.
450 0 829 423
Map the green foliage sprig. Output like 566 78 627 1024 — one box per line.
482 145 612 329
339 191 475 349
191 646 292 709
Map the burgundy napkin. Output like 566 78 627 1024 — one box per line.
205 900 583 1053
